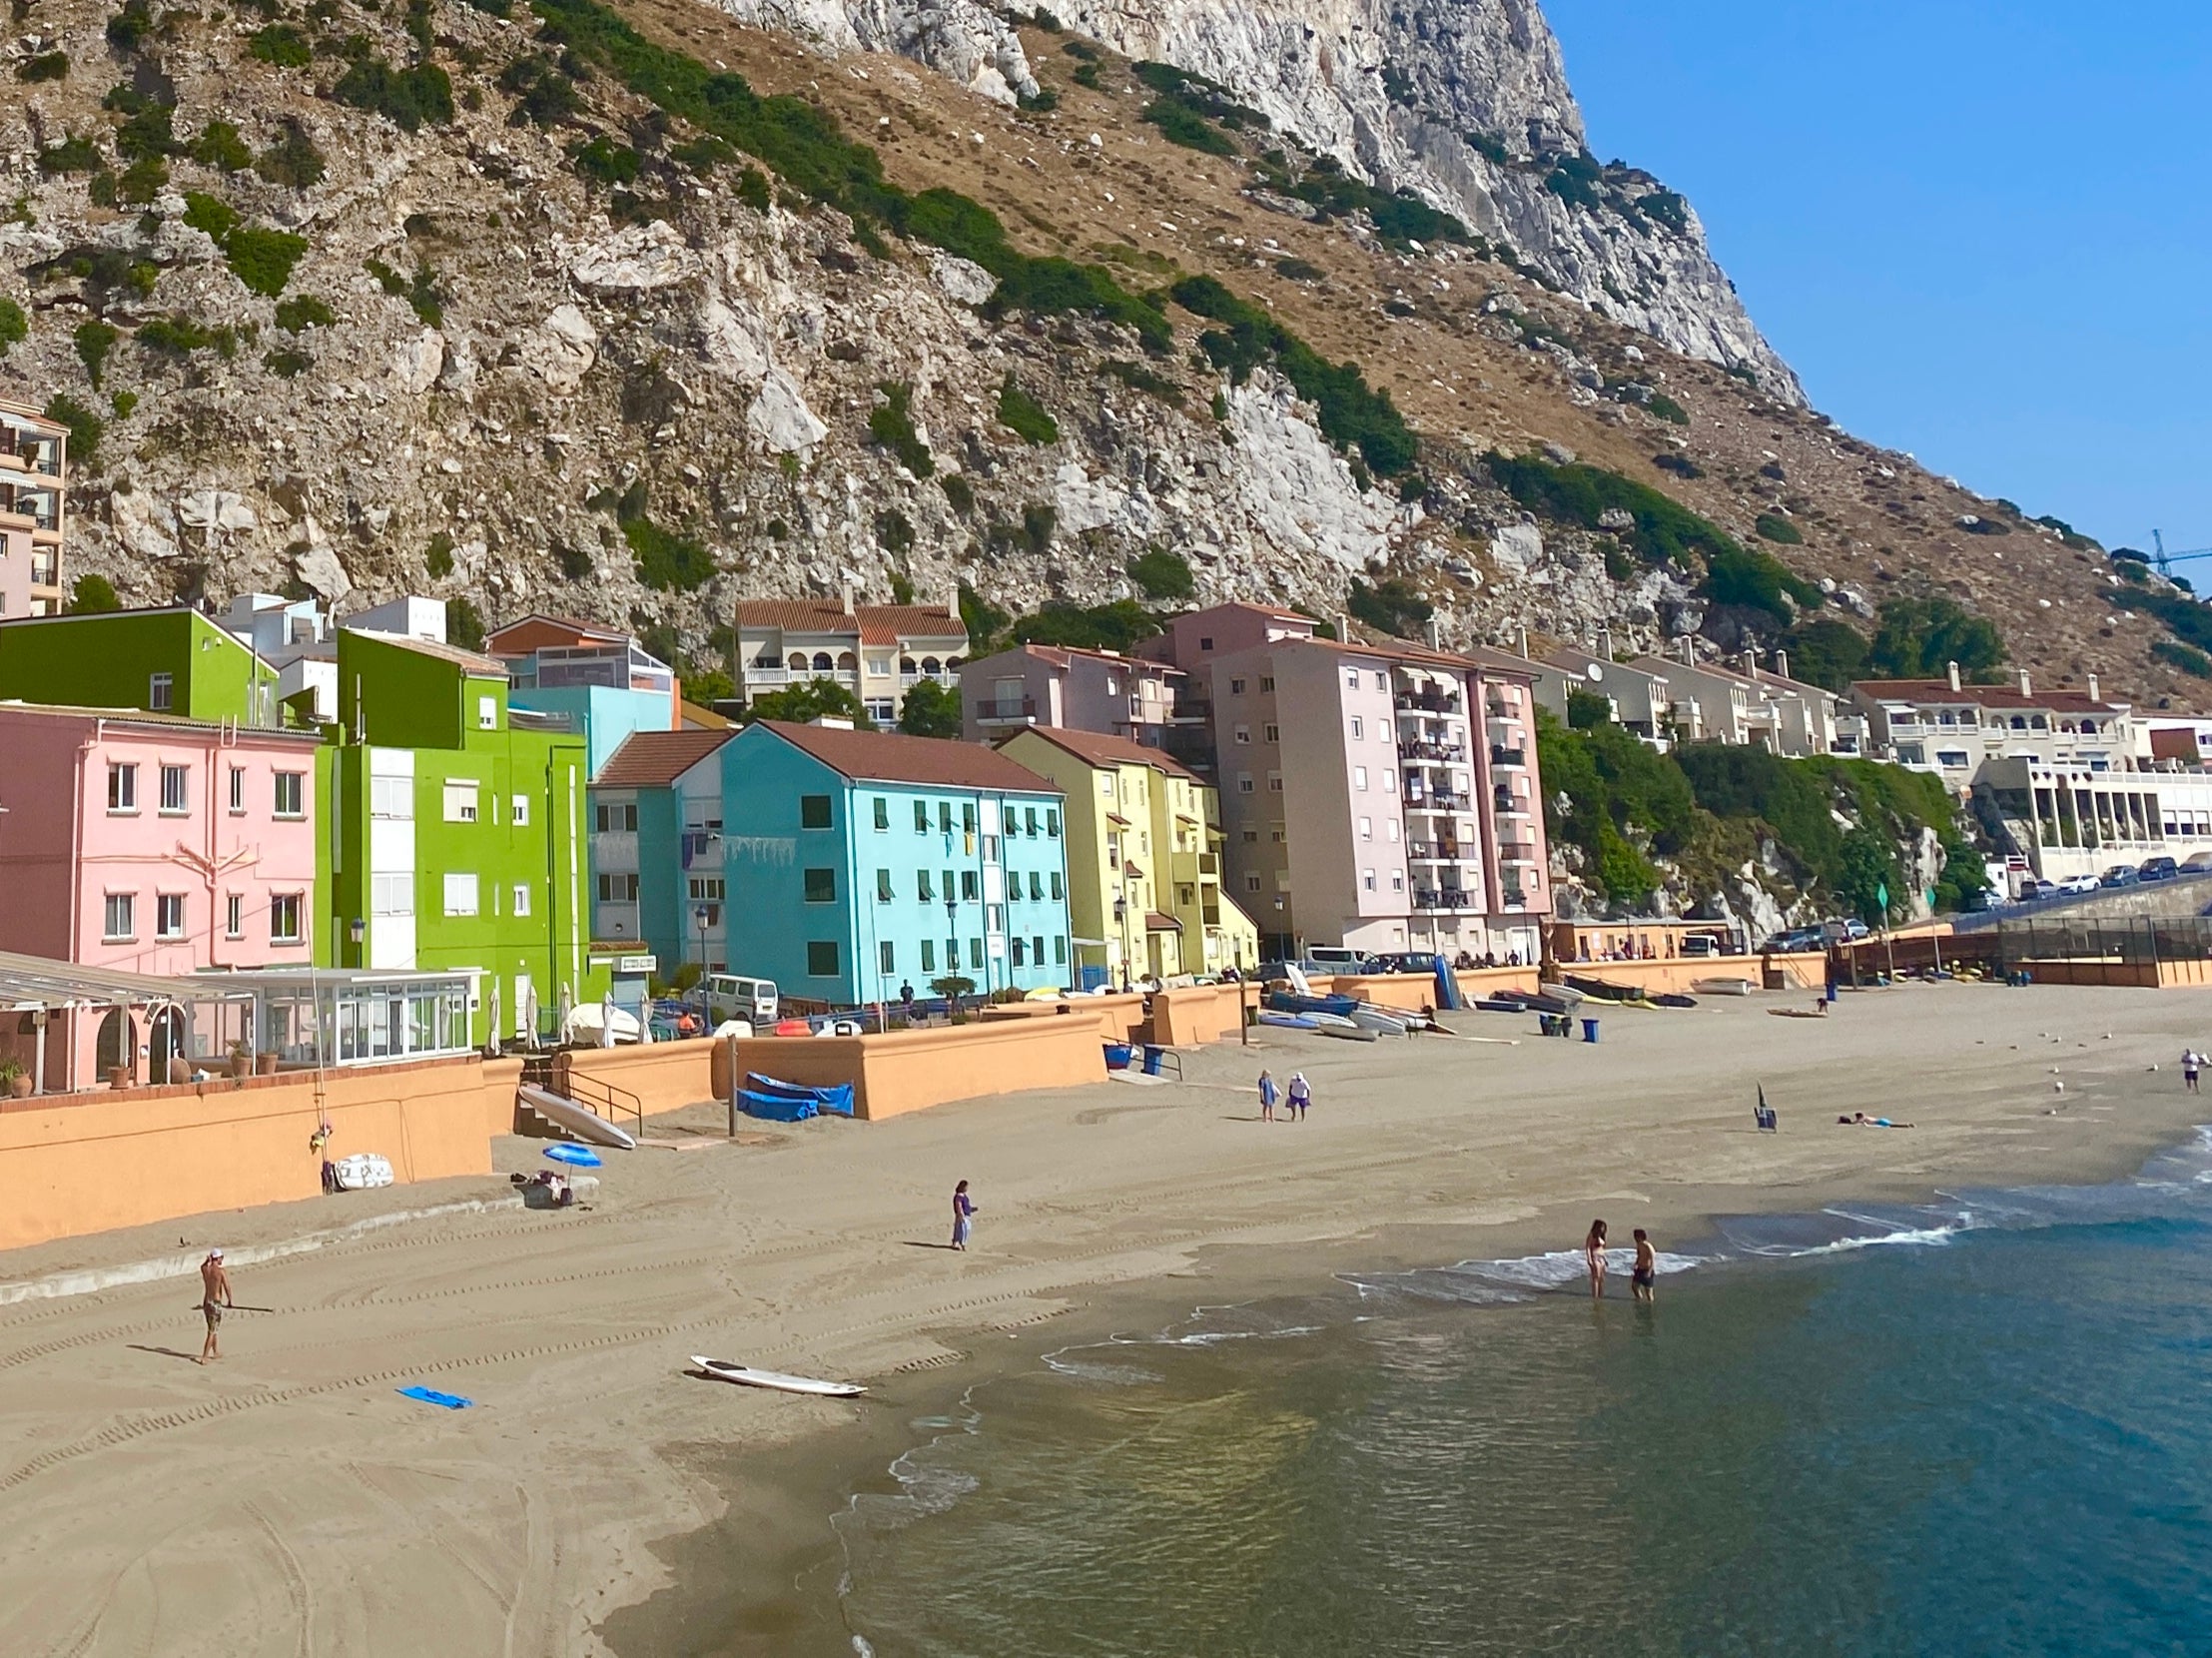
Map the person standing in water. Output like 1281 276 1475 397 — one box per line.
1584 1220 1609 1299
951 1180 979 1250
2185 1051 2201 1095
1257 1069 1279 1123
197 1248 233 1363
1287 1071 1311 1122
1631 1229 1657 1303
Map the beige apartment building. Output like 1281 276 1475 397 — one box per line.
960 642 1189 746
736 591 968 724
0 401 67 619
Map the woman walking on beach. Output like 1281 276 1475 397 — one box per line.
1287 1072 1311 1123
1257 1069 1279 1123
951 1181 979 1250
1585 1220 1609 1299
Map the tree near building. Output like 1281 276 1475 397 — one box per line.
897 677 962 738
743 677 875 728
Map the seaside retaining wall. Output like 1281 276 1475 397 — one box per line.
978 993 1147 1041
0 1057 495 1251
556 1038 720 1119
730 1018 1107 1121
1550 952 1828 998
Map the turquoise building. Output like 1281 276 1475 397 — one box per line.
592 720 1074 1006
488 614 682 779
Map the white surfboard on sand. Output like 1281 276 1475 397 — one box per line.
690 1356 866 1397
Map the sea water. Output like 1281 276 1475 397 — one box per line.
832 1133 2212 1656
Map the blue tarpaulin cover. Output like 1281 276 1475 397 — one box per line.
743 1073 856 1118
397 1385 473 1409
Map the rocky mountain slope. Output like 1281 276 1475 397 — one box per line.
0 0 2193 715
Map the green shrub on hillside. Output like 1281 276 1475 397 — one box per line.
1647 392 1690 425
1141 96 1234 155
1705 542 1822 622
74 320 119 389
1864 594 2006 681
222 225 308 296
0 298 26 356
44 394 105 464
997 375 1059 444
1127 546 1194 602
622 514 716 591
867 382 934 476
1755 512 1803 544
248 23 312 66
2153 638 2212 678
18 51 70 82
39 136 102 175
333 56 454 132
255 121 328 188
274 295 336 333
1010 599 1160 654
1348 576 1431 637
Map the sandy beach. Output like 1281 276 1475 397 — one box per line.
1 981 2207 1657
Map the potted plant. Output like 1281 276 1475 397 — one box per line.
0 1059 29 1100
229 1040 253 1081
256 1051 280 1075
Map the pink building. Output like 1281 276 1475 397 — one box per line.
0 705 321 1087
1149 604 1552 961
960 643 1190 746
0 400 67 620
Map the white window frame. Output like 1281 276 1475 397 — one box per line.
107 762 138 814
443 781 480 824
512 794 529 827
511 884 531 918
477 694 497 730
228 766 246 814
442 872 480 917
225 894 244 939
159 763 189 815
156 893 186 939
103 892 136 941
272 771 305 819
148 671 173 711
269 893 304 944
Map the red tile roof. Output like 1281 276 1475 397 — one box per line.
735 600 966 647
1851 679 2124 713
1000 724 1202 782
759 721 1059 792
595 728 735 787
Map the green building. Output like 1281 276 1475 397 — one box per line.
320 629 605 1045
0 605 281 722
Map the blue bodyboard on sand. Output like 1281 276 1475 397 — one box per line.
397 1385 474 1409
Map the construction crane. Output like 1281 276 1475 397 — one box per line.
2150 530 2212 576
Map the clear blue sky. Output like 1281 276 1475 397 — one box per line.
1544 0 2212 557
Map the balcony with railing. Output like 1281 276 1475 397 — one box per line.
590 829 639 871
972 695 1038 724
1404 792 1469 814
746 662 860 691
1493 789 1528 817
1407 839 1473 863
899 666 957 687
1398 739 1468 764
1394 688 1463 716
1412 888 1479 911
29 552 57 589
1490 745 1527 768
1496 842 1539 864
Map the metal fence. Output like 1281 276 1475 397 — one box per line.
1995 916 2212 966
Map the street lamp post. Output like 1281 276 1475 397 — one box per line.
944 891 959 1017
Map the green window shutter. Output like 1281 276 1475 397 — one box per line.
800 794 832 829
873 797 889 830
807 941 840 977
803 868 837 903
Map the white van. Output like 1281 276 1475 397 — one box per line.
1678 935 1724 959
1304 945 1370 973
701 974 779 1029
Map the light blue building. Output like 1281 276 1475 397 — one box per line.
593 720 1073 1006
491 615 681 779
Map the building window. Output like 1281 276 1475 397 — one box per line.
1242 828 1258 843
226 894 244 938
969 937 984 969
511 884 531 918
961 870 980 901
371 873 412 916
1374 672 1387 691
228 766 246 814
1391 871 1405 893
804 868 838 904
873 797 890 831
1263 723 1279 743
1229 677 1246 695
982 834 1000 864
1050 871 1064 900
596 873 638 903
108 762 138 813
807 941 841 977
1271 826 1286 843
940 802 955 833
144 671 177 711
987 902 1005 932
1033 934 1046 965
103 893 136 941
1350 716 1364 740
962 803 978 835
918 869 935 902
800 795 833 829
1353 767 1368 791
1382 769 1396 794
1937 750 1969 769
371 776 413 820
1386 820 1400 843
1028 871 1043 901
1011 937 1027 967
915 800 931 833
1345 669 1360 690
156 893 186 939
921 939 936 973
594 801 637 833
1244 874 1261 893
1234 724 1251 745
1259 676 1274 693
866 699 895 723
1359 816 1373 841
1025 807 1039 836
443 780 479 823
477 695 497 729
441 874 479 917
273 771 305 818
270 893 304 943
1237 773 1254 795
1046 809 1061 837
880 940 897 975
877 868 895 902
512 795 529 827
1363 869 1377 892
945 937 961 970
1054 935 1067 964
1200 636 1214 652
159 763 190 814
1268 772 1283 793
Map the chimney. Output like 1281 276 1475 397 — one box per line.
1681 636 1695 667
1336 611 1352 643
2088 672 2100 702
1946 660 1961 693
946 578 961 621
1775 649 1791 681
1600 626 1615 662
1426 615 1441 649
1517 625 1529 660
2017 668 2032 697
1744 649 1760 682
839 581 855 616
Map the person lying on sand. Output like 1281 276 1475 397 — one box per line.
1839 1112 1914 1129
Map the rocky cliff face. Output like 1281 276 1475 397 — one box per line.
731 0 1802 397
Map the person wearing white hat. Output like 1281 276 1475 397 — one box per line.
198 1248 233 1364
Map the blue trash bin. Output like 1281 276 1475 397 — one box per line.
1581 1017 1601 1044
1141 1045 1164 1076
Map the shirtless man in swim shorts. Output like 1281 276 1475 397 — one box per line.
198 1249 233 1363
1631 1229 1656 1303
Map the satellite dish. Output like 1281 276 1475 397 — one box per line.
1586 663 1603 682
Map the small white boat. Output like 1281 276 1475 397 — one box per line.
1349 1007 1410 1035
1691 977 1756 997
562 1003 641 1045
690 1356 866 1397
516 1084 637 1150
1304 1010 1360 1030
1316 1024 1379 1043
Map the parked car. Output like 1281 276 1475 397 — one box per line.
1823 918 1870 942
1760 928 1827 954
1371 951 1445 975
2182 851 2212 873
700 973 779 1029
1303 945 1379 975
2054 873 2101 895
2139 856 2181 882
2100 865 2141 888
2017 878 2059 901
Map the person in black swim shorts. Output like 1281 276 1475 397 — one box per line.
1631 1229 1656 1302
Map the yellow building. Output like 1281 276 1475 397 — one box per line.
998 727 1258 985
